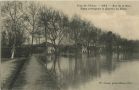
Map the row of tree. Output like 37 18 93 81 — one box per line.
1 1 139 58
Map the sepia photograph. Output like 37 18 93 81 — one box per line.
1 0 139 90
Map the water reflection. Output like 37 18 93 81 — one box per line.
10 52 139 90
37 52 139 90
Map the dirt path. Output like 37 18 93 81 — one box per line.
1 59 16 87
11 55 59 90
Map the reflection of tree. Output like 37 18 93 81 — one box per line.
104 52 118 74
51 54 102 89
51 54 57 73
39 52 136 90
74 54 82 75
106 52 113 73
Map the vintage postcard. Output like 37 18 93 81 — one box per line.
1 0 139 90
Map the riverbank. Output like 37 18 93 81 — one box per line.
1 58 27 89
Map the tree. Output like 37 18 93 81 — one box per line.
80 20 98 54
38 6 52 52
1 1 26 59
47 10 69 54
69 15 83 52
24 2 39 45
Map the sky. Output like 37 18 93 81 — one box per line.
0 0 138 40
39 1 139 40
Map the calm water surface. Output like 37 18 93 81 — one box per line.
12 54 139 90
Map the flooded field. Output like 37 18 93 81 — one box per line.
1 1 139 90
4 53 139 90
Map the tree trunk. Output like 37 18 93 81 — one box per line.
32 35 34 45
39 36 40 45
87 41 90 55
44 26 47 54
11 44 15 59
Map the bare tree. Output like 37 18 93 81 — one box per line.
47 10 69 53
39 7 69 53
1 1 26 59
23 2 39 45
80 20 98 54
38 6 53 52
69 15 83 52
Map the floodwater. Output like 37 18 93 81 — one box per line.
10 53 139 90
